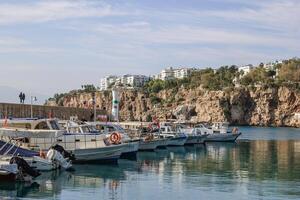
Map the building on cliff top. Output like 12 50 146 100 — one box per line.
155 67 196 80
238 64 254 76
100 75 150 91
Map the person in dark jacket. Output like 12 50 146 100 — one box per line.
22 93 26 103
19 92 23 103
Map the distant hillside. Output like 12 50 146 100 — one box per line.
0 85 48 105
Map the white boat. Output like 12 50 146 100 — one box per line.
138 138 160 151
195 123 242 142
0 140 72 171
159 124 187 146
205 133 241 142
0 160 19 181
0 156 40 182
86 122 140 160
177 125 208 145
0 118 126 164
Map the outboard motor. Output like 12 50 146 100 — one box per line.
51 144 75 161
47 148 73 170
9 156 41 178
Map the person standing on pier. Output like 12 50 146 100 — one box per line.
19 92 23 103
22 93 26 104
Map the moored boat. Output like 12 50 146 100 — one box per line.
82 122 140 160
0 156 40 182
194 123 242 142
204 132 242 142
138 139 160 151
177 124 208 145
0 118 126 164
0 140 73 171
159 124 187 146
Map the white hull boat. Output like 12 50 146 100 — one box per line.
166 136 187 146
185 135 207 145
156 138 169 148
119 141 139 160
72 144 126 164
205 133 241 142
84 122 140 160
138 140 160 151
0 161 18 181
0 119 128 164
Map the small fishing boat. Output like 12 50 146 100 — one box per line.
0 160 19 181
138 125 166 151
86 122 140 160
158 124 187 146
195 123 242 142
0 156 40 182
0 118 126 164
176 125 208 145
138 138 161 151
0 140 72 171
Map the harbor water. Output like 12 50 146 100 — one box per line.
1 126 300 200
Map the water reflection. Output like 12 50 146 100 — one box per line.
1 140 300 199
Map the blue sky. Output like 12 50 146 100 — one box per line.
0 0 299 98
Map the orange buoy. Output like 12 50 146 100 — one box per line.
109 132 122 144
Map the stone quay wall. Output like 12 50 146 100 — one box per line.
0 103 106 120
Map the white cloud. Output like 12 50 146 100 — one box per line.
91 22 300 51
0 0 129 25
196 0 300 32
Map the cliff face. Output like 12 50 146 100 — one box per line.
59 86 300 127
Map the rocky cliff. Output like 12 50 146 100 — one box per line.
56 86 300 127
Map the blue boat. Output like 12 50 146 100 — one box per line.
0 140 39 157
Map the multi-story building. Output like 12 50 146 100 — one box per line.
100 75 118 91
156 67 194 80
263 60 283 71
238 64 254 76
100 75 150 90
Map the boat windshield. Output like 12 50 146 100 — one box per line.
34 121 50 130
81 125 99 133
49 120 61 130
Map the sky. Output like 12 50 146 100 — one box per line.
0 0 299 100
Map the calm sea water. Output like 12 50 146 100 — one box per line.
1 127 300 200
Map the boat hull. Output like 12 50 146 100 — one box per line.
138 140 159 151
120 141 139 160
156 138 169 148
205 133 241 142
0 171 17 181
71 144 125 164
167 137 187 146
185 135 207 145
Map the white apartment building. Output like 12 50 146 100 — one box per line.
156 67 194 80
100 75 118 91
238 64 254 76
100 75 150 90
263 60 283 71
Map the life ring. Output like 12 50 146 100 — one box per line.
109 132 122 144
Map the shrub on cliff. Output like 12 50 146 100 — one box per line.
278 58 300 83
144 79 165 93
240 66 275 87
190 65 238 90
150 96 162 104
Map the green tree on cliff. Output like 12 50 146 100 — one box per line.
278 58 300 82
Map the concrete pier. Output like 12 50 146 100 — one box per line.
0 103 106 120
